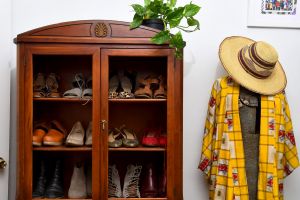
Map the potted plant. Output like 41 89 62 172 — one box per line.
130 0 201 58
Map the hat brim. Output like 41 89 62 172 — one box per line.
219 36 287 95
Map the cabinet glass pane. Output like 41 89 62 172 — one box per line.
107 56 167 199
32 55 93 199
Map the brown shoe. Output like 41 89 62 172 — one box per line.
46 73 60 98
43 120 66 146
33 73 47 98
153 75 167 99
134 78 152 98
32 121 49 146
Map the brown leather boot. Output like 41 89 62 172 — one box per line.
141 163 158 197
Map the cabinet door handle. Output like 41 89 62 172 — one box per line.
100 120 107 131
0 157 7 169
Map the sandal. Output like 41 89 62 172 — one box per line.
63 73 84 98
118 70 134 99
82 76 92 99
108 129 123 148
153 75 167 99
134 78 152 99
109 75 119 99
119 125 139 148
33 73 47 98
46 73 60 98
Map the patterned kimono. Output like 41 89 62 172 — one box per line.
199 76 299 200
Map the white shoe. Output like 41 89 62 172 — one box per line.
68 163 87 198
65 121 84 146
85 121 92 146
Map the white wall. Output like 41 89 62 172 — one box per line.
0 0 12 199
9 0 300 199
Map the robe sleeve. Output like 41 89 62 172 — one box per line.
282 94 300 177
199 79 220 178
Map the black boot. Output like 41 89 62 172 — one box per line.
44 159 64 198
32 160 47 198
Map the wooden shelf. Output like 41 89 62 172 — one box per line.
109 99 166 103
33 97 92 103
33 199 91 200
109 198 167 200
33 146 92 151
109 147 166 152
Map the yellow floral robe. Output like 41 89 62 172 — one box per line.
199 76 299 200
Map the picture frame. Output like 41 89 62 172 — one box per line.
247 0 300 28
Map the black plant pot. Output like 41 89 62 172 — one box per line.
142 19 164 31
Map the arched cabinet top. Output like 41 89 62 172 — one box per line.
14 20 161 44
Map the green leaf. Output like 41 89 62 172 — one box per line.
187 17 200 30
151 30 171 44
166 7 185 28
169 18 182 28
169 31 185 58
184 3 200 17
169 31 185 49
130 14 143 29
168 0 177 8
144 0 151 7
167 6 184 20
131 4 145 16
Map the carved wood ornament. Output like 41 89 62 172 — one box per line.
94 23 108 37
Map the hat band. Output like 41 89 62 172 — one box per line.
249 43 276 70
238 47 272 79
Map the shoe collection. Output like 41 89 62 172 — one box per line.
33 73 92 98
108 125 167 148
108 163 166 198
32 121 92 147
33 159 91 199
109 70 167 99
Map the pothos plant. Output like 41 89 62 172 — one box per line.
130 0 201 58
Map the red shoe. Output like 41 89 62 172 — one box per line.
142 129 160 147
158 133 167 147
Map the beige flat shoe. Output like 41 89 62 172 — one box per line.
65 121 85 146
85 121 92 146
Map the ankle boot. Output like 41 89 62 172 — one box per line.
141 163 158 197
32 160 47 198
68 162 87 198
123 164 142 198
108 165 122 198
158 167 167 197
44 159 64 198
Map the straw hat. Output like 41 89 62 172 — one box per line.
219 36 287 95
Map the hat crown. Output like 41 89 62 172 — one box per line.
255 41 278 65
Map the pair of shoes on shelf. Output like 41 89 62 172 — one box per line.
134 74 167 99
68 162 92 198
109 164 142 198
33 73 60 98
142 128 167 147
65 121 92 146
108 125 139 148
32 120 66 146
32 159 64 198
63 73 92 99
141 163 166 198
109 70 134 99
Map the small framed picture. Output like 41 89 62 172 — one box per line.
248 0 300 28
